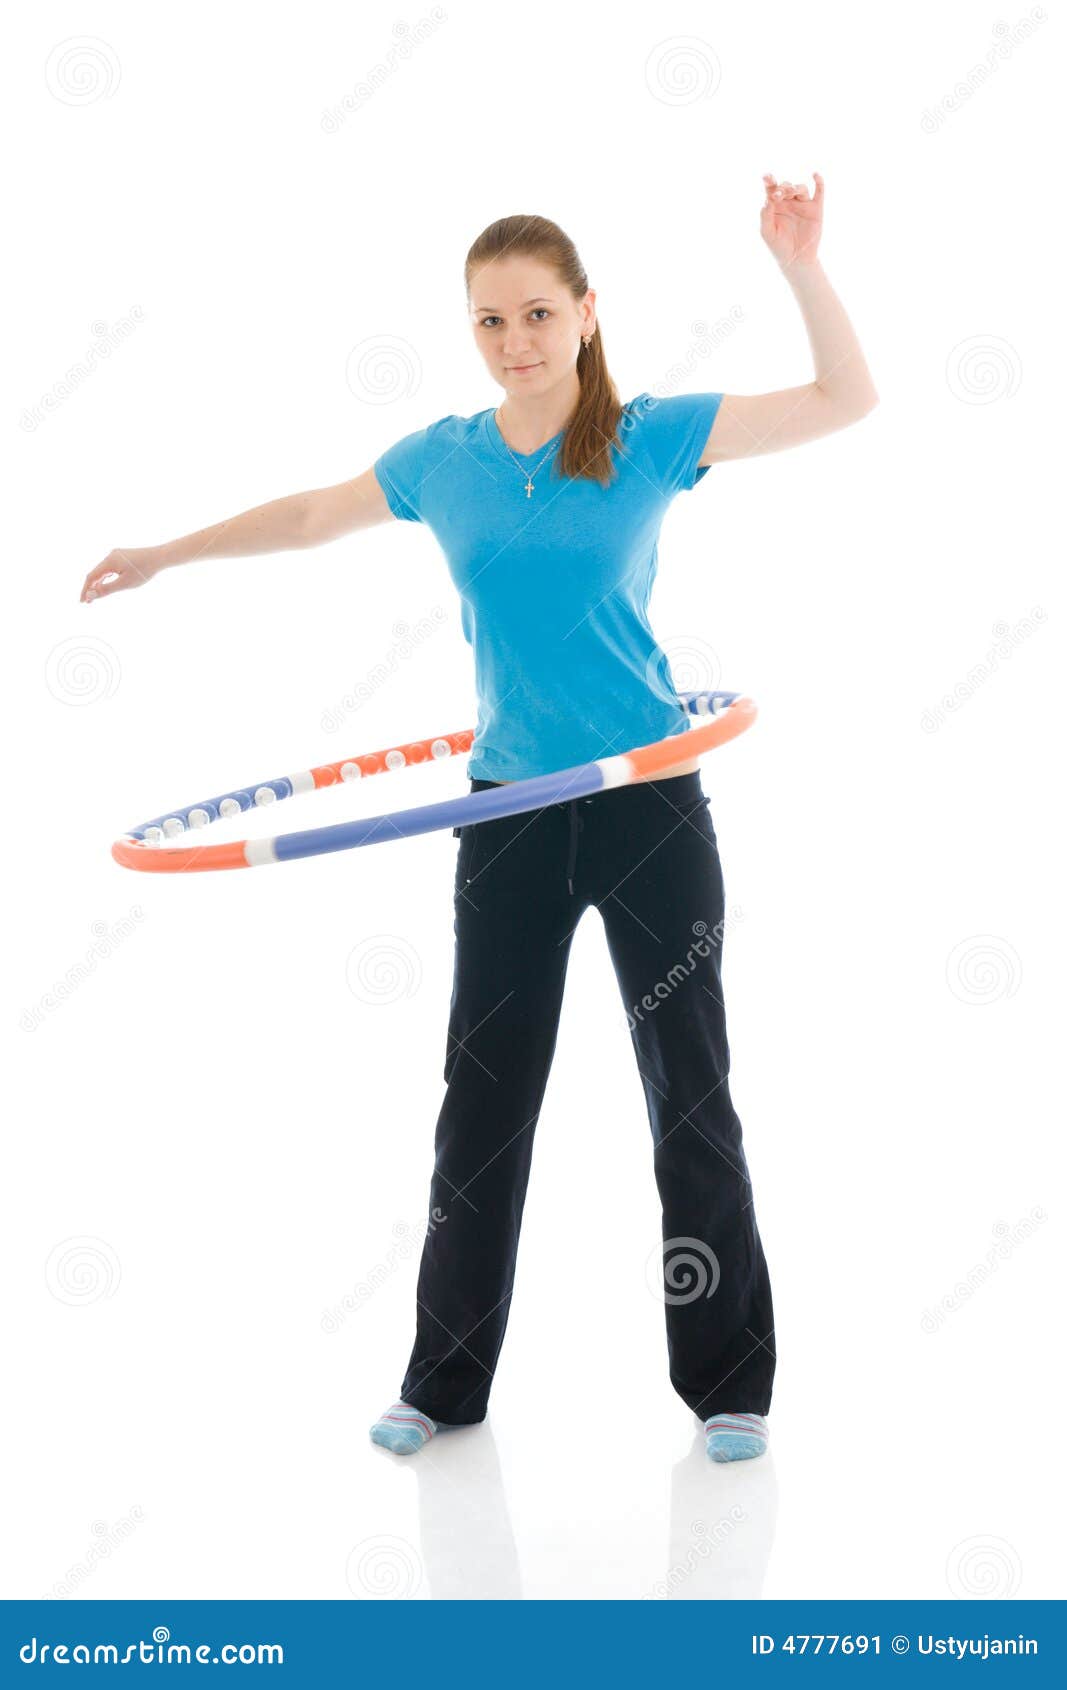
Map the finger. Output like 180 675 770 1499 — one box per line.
812 171 824 200
82 568 122 601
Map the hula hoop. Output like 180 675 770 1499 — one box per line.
111 689 756 875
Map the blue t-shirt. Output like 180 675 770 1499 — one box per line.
373 389 723 781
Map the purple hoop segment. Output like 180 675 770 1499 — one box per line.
112 690 756 874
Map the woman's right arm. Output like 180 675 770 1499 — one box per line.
79 465 396 603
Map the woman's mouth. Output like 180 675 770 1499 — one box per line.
508 362 541 373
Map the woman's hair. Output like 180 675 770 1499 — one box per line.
464 213 626 488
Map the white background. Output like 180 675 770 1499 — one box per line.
4 0 1062 1602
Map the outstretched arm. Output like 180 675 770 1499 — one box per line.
699 172 879 466
79 466 396 603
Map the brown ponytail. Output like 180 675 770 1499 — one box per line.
464 214 627 489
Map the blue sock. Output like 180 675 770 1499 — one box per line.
369 1401 438 1455
704 1411 769 1462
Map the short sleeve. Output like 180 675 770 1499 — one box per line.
627 390 723 495
373 426 427 523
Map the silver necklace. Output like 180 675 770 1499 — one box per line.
493 408 560 498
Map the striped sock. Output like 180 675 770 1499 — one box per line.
369 1401 438 1455
703 1412 769 1462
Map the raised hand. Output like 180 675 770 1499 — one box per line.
760 172 824 270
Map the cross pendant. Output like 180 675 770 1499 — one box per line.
524 479 534 497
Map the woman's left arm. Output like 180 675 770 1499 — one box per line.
699 172 880 465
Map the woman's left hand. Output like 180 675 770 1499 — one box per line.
760 172 824 269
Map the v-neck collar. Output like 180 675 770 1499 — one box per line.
484 407 565 466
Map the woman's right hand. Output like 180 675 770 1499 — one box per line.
80 546 165 604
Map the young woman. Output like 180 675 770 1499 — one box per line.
81 174 877 1465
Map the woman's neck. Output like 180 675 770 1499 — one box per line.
496 372 580 453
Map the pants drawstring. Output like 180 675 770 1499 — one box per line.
564 798 582 896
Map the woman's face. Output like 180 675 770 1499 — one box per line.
469 257 595 395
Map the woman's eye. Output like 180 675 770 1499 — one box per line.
479 311 550 328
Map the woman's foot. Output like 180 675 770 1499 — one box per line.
703 1412 769 1462
369 1401 438 1454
